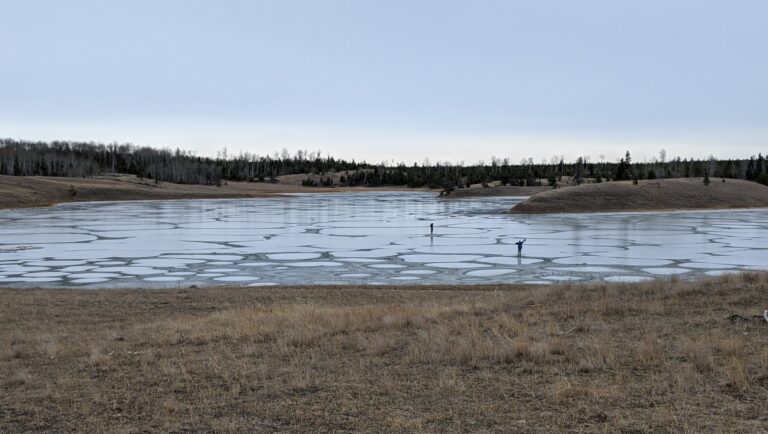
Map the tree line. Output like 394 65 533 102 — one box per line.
1 138 766 189
0 139 359 186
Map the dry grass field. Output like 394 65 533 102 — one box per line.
511 178 768 214
2 274 768 432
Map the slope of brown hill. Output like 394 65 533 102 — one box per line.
0 174 435 210
510 178 768 214
0 175 313 209
439 185 550 198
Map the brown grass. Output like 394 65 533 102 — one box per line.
0 174 431 210
440 184 549 198
510 178 768 214
1 274 768 432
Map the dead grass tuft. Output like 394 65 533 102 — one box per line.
88 346 111 368
577 335 617 373
682 337 715 374
552 378 585 405
4 369 32 387
759 348 768 380
635 335 664 368
724 357 749 390
162 399 181 415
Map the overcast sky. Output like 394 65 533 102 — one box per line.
1 0 766 164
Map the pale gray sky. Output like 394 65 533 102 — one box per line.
1 0 766 163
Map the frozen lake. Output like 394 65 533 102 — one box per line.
0 193 765 288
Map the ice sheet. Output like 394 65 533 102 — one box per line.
0 193 764 288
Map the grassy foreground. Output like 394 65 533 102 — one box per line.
2 275 768 432
511 178 768 214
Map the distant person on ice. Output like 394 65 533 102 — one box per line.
515 238 526 257
430 223 434 236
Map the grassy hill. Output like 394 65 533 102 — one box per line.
510 178 768 214
0 175 315 209
0 174 434 210
439 184 550 198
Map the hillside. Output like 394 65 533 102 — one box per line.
0 175 313 209
510 178 768 214
439 184 550 198
0 174 435 210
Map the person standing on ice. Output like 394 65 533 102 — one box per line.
515 238 526 257
430 223 434 236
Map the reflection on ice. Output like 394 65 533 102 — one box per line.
2 277 61 282
466 269 518 277
26 260 85 267
604 276 655 283
61 266 95 272
284 261 343 267
705 270 741 277
426 262 490 269
0 193 765 288
679 262 736 269
547 266 624 273
543 276 583 281
69 273 123 279
399 254 484 263
0 266 50 274
71 278 109 284
143 276 185 282
479 256 543 265
554 256 673 267
214 276 260 282
22 272 68 277
267 253 321 260
641 268 691 275
368 264 406 269
99 267 159 275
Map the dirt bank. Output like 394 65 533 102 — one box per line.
510 178 768 214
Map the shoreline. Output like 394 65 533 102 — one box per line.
0 271 759 293
0 189 437 211
0 174 436 211
0 266 750 291
4 175 768 215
